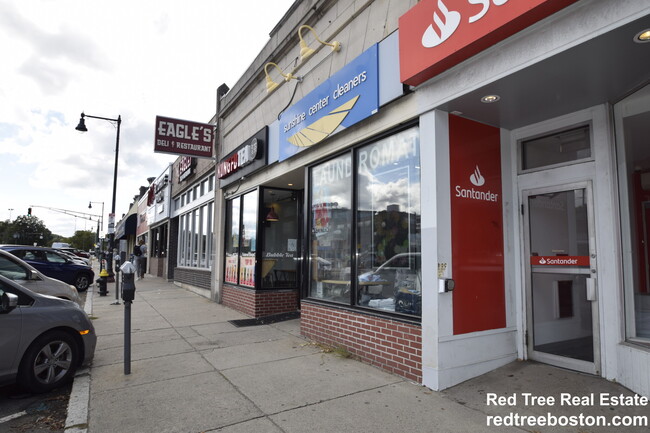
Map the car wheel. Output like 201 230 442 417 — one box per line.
18 330 79 393
74 273 91 291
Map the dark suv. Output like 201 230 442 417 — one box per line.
0 246 94 291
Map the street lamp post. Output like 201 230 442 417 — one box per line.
89 201 105 270
76 112 121 282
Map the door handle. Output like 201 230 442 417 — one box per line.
586 277 597 301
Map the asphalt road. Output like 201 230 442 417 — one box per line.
0 382 70 433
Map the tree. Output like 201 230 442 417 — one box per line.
68 230 95 251
0 220 11 244
10 215 53 246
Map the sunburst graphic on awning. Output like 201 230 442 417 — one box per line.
287 95 360 147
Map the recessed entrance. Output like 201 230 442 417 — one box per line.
523 183 599 374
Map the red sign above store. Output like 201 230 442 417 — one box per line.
399 0 578 86
154 116 215 158
530 256 590 266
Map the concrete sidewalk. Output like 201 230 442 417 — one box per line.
65 275 648 433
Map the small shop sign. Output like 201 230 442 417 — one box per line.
530 256 590 266
218 127 267 188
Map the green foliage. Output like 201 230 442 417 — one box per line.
2 215 53 246
68 230 96 251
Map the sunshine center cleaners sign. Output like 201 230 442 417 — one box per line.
278 44 379 162
154 116 215 158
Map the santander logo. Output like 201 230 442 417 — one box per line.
470 165 485 186
421 0 512 49
421 0 461 48
454 163 499 203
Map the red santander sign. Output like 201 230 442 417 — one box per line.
399 0 578 86
154 116 214 158
531 256 590 266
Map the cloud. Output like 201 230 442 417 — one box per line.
0 1 110 95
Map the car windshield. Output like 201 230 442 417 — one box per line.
45 251 67 264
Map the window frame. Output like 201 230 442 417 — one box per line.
304 123 421 319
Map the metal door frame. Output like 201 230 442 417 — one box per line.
522 181 601 375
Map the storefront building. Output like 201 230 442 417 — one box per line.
170 154 216 298
214 0 650 396
147 164 172 279
115 187 146 264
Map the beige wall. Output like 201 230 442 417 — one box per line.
218 0 417 159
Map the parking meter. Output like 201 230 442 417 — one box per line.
119 261 136 375
120 261 137 302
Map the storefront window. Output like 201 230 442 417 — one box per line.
309 153 353 303
177 202 213 270
308 126 421 316
262 189 300 289
225 198 241 284
356 129 421 314
240 191 258 287
224 190 258 287
616 84 650 342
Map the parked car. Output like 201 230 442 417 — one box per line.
0 275 96 393
55 249 91 266
59 247 91 260
0 249 81 306
0 246 94 292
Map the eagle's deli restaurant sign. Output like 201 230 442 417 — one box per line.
154 116 215 158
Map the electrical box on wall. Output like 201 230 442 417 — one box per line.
439 278 455 293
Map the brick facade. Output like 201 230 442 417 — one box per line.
300 302 423 383
222 285 299 318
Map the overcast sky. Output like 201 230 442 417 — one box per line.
0 0 295 240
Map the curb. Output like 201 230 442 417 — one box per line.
64 284 94 432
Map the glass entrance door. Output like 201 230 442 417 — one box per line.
523 183 600 374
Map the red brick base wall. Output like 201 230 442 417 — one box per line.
300 302 422 382
222 285 299 318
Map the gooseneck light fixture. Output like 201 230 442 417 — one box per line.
298 24 341 62
264 62 299 93
264 24 341 94
76 112 121 281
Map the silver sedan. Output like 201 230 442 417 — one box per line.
0 275 96 393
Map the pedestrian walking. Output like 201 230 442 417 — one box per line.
133 238 147 280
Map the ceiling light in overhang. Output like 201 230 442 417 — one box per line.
634 29 650 43
481 94 500 103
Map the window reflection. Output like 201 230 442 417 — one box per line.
307 126 422 316
224 198 240 284
240 191 258 287
356 128 421 314
309 153 353 303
